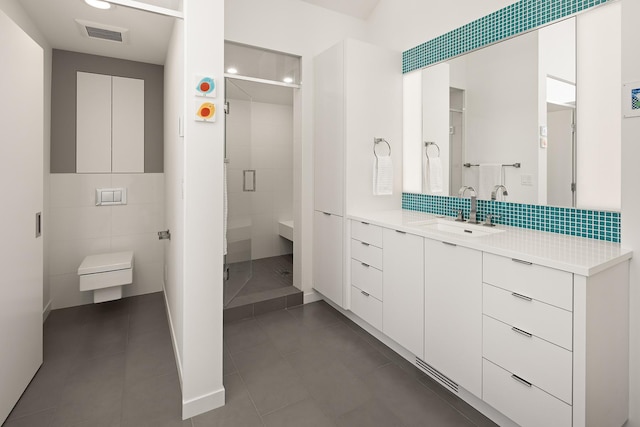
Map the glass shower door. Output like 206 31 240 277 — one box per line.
224 78 253 306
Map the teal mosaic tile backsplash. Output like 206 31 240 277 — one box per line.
402 193 621 242
402 0 614 74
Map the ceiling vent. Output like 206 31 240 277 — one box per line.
75 19 130 44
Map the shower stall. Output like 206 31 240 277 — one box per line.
223 42 301 309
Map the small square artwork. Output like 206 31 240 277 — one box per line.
195 75 216 98
195 101 216 122
623 81 640 118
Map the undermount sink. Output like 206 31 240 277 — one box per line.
408 218 505 237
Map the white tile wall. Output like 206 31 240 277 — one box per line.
226 99 294 261
49 173 165 309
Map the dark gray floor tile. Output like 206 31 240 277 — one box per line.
335 398 405 427
125 329 177 385
223 305 253 323
7 360 72 420
127 301 169 340
50 354 125 427
224 319 270 354
2 408 55 427
364 364 475 427
193 374 262 427
240 359 308 415
284 343 335 375
253 297 286 316
223 346 237 376
262 399 335 427
299 360 372 419
121 372 184 427
287 301 344 331
230 341 285 374
285 293 303 308
76 316 129 361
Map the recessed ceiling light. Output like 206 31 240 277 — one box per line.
283 77 293 84
84 0 112 10
226 67 238 74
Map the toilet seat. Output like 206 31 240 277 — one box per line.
78 251 134 303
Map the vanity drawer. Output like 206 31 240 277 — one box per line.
351 220 383 247
351 259 383 301
483 253 573 311
351 285 383 330
483 315 572 404
483 283 572 350
483 359 571 427
351 239 383 270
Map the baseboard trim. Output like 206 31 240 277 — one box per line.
163 287 184 388
42 299 52 323
182 387 225 419
303 290 322 304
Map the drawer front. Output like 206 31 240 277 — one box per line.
483 283 573 350
351 259 383 301
483 253 573 311
351 239 383 270
483 315 572 404
483 359 572 427
351 220 383 247
351 286 383 330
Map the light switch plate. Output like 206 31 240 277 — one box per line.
96 188 127 206
520 174 533 186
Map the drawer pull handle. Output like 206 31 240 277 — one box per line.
361 290 370 297
323 212 331 216
361 262 370 268
511 374 532 388
442 241 457 247
361 221 369 225
511 258 533 265
511 292 533 302
361 242 370 247
511 326 533 338
396 230 406 234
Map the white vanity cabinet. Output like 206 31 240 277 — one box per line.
424 238 482 397
350 221 384 329
482 253 629 427
382 228 424 357
313 211 344 306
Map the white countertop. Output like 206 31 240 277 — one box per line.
348 210 632 276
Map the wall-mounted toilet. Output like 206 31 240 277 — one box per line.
78 251 134 303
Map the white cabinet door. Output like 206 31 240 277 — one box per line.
112 76 144 173
313 211 343 306
77 72 112 173
0 9 43 423
383 228 424 357
313 43 344 215
424 239 482 397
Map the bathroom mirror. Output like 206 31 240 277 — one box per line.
404 2 621 211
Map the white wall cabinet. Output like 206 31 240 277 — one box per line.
382 228 424 357
77 72 144 174
313 211 344 306
313 39 402 308
424 238 482 397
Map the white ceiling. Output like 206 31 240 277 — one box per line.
297 0 380 20
20 0 179 65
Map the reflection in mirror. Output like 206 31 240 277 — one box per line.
404 2 621 210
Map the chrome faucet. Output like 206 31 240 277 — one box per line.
491 184 509 201
458 186 479 224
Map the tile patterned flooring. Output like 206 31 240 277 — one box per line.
3 293 497 427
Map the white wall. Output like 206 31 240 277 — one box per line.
225 0 367 297
621 1 640 426
48 174 165 309
0 0 52 318
226 98 294 261
577 2 621 211
180 0 225 418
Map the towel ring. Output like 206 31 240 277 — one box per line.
373 138 391 160
425 141 440 159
